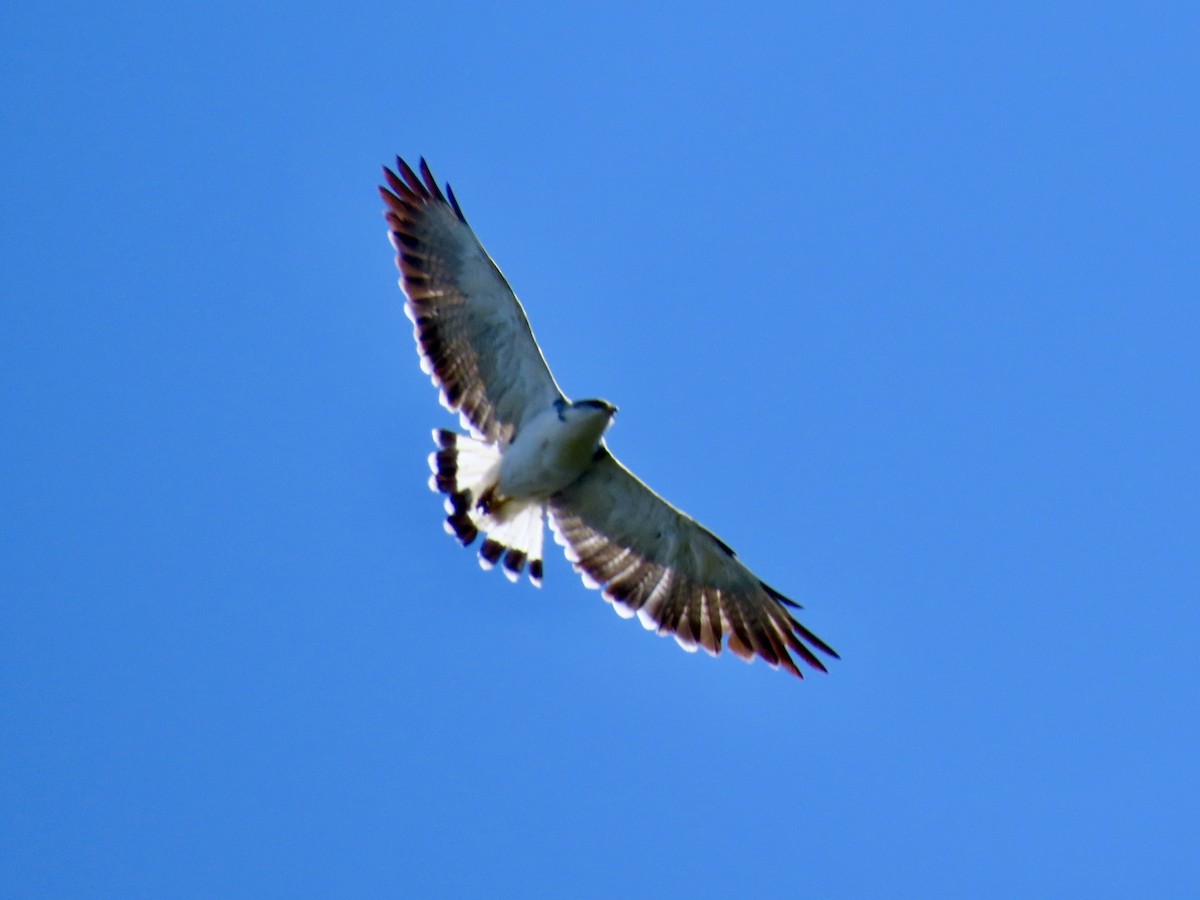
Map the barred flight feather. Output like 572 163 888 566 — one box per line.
548 450 839 677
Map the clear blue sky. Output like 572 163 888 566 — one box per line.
3 2 1198 897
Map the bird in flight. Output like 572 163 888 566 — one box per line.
380 158 838 677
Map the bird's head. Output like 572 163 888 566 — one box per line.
554 398 618 445
572 398 618 419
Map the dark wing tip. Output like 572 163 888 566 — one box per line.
381 164 405 195
418 158 449 203
722 583 838 677
396 156 426 197
446 183 466 222
761 580 801 609
796 622 840 661
764 587 840 668
383 157 463 222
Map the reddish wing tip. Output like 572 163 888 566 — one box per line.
396 157 426 197
381 165 407 197
418 158 448 203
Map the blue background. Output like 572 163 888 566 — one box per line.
3 2 1198 896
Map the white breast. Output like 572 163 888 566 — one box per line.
498 404 611 500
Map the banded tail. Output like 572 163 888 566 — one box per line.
428 430 545 586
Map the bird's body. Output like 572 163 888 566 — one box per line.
381 157 839 678
497 400 616 502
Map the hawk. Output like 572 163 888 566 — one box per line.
380 158 839 678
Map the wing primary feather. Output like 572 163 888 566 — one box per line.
446 183 466 221
746 617 782 669
782 629 829 673
396 157 427 197
763 614 807 676
759 610 804 676
791 617 841 661
761 580 802 610
418 158 448 202
760 583 839 660
382 167 417 203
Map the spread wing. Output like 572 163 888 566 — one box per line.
549 450 839 677
380 158 563 444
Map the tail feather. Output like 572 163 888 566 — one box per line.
478 505 546 586
427 430 545 586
